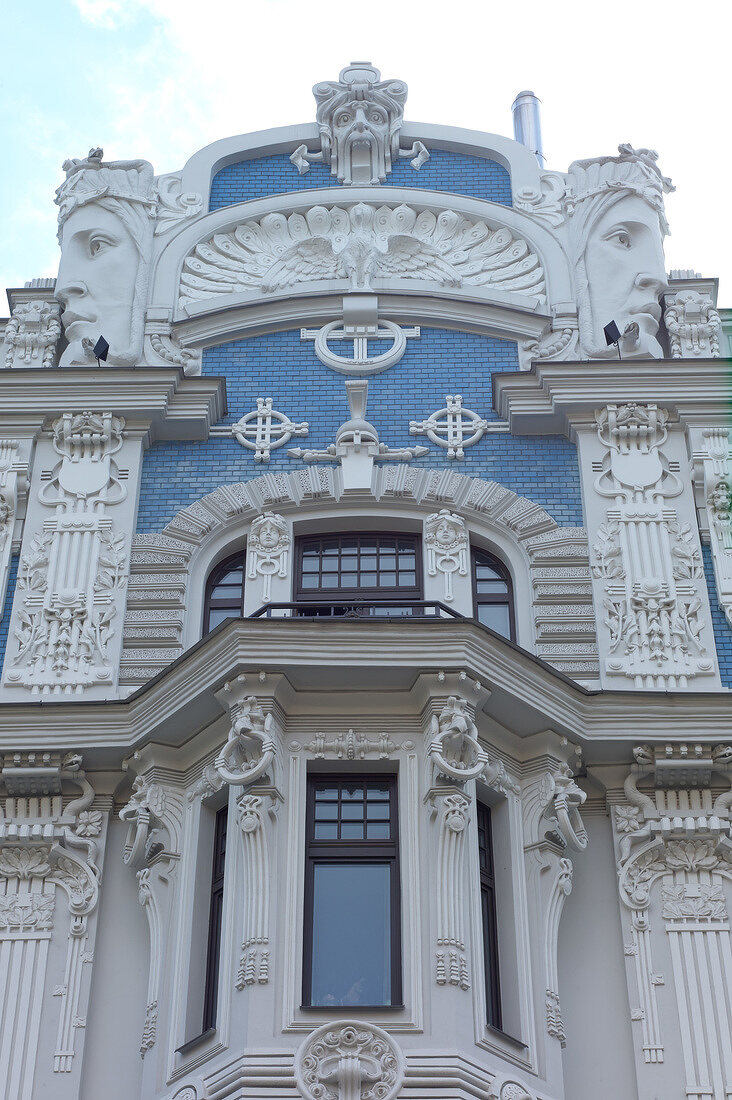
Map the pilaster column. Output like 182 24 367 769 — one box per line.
612 744 732 1099
0 751 105 1100
576 403 719 689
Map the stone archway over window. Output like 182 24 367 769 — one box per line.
123 467 597 689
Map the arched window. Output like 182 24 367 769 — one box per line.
471 548 514 641
203 551 246 634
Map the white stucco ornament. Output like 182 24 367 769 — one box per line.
247 511 290 602
55 148 156 367
565 145 674 359
424 510 469 602
295 1020 405 1100
230 398 309 462
290 61 429 185
428 694 487 782
4 299 61 368
410 394 489 459
214 692 278 788
178 202 546 300
301 296 420 376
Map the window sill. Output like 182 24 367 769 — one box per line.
175 1028 217 1057
486 1024 527 1050
300 1004 405 1012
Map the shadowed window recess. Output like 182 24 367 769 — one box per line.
203 551 246 634
472 548 515 641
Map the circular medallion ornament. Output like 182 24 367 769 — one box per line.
295 1020 404 1100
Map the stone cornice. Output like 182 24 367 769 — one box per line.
0 367 226 441
0 618 729 765
492 359 732 437
174 285 550 348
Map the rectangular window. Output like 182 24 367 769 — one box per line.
477 802 501 1029
296 534 421 599
303 775 402 1008
201 804 228 1032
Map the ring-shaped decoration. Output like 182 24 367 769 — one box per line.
429 731 488 782
314 320 407 375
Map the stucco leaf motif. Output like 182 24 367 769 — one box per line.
614 805 642 834
0 846 51 879
664 839 719 872
75 810 103 837
625 847 667 907
179 203 546 302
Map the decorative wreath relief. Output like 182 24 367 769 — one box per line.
410 395 489 459
296 1020 405 1100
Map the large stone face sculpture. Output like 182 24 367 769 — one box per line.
565 145 674 358
54 148 156 367
290 62 429 185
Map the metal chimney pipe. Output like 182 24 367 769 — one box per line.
512 90 545 168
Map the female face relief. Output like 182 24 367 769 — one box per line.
56 204 140 366
583 193 668 357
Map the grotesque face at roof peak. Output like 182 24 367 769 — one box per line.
313 62 409 185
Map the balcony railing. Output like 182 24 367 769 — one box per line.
249 600 463 620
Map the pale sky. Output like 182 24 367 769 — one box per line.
2 0 730 307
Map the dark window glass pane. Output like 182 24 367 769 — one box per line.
342 785 363 801
366 802 390 821
367 786 391 800
399 572 416 586
310 864 391 1006
211 583 244 599
340 822 364 840
366 822 391 839
216 569 243 584
315 787 339 800
314 823 338 840
476 579 509 595
207 608 234 630
477 603 512 638
315 803 339 820
379 572 397 587
341 802 365 821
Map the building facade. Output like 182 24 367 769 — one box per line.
1 63 731 1100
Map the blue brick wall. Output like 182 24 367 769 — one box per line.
209 149 512 211
137 327 582 532
703 544 732 688
0 555 19 671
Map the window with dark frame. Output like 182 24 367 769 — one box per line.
201 804 228 1033
477 802 502 1029
471 548 515 641
203 551 246 635
296 533 421 602
303 775 402 1009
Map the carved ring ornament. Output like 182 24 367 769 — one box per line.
428 695 488 783
214 694 277 788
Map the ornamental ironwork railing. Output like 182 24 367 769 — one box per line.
249 600 462 620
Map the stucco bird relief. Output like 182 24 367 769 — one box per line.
178 202 546 302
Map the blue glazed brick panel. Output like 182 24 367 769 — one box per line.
209 150 512 211
137 328 582 533
0 554 19 672
703 544 732 688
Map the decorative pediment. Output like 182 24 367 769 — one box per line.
178 201 546 304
